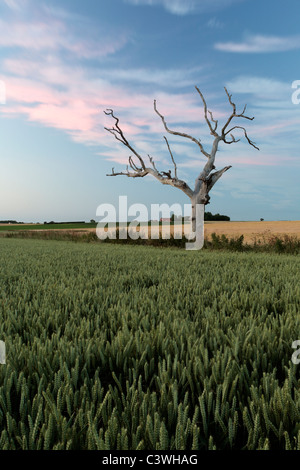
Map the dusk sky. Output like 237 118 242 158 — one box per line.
1 0 300 222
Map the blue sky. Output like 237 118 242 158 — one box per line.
0 0 300 222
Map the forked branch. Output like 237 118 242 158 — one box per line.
224 88 254 122
224 125 259 150
104 109 193 198
195 86 218 136
104 109 146 170
154 100 210 158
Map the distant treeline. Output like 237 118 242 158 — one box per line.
204 212 230 221
0 220 23 224
44 221 86 225
171 212 230 222
2 214 230 225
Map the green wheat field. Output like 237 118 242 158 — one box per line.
0 238 299 450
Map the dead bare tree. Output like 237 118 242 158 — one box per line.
104 86 259 247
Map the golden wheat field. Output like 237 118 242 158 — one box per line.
92 220 300 244
201 220 300 243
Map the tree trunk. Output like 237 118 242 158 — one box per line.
186 202 205 251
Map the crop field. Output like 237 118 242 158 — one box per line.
0 223 97 232
0 238 299 450
1 221 299 246
200 220 300 244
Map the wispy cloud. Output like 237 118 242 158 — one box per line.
0 17 128 59
100 66 204 88
3 0 27 10
0 1 217 159
125 0 244 15
0 0 211 158
2 52 208 144
0 2 143 149
226 76 290 98
215 34 300 53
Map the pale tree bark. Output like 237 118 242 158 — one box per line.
104 86 259 249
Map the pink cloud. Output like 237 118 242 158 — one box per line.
6 78 61 105
1 71 185 148
1 64 257 164
22 102 97 132
1 0 248 173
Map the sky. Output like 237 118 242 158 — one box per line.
0 0 300 222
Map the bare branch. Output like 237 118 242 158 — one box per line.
104 109 146 170
195 86 218 136
222 88 255 136
106 168 148 178
129 156 142 172
224 125 259 150
148 154 158 172
104 109 129 145
104 108 193 198
223 133 241 145
106 163 193 197
224 87 236 115
154 100 210 158
164 136 178 180
207 166 232 192
236 104 254 121
208 110 218 132
127 166 193 197
240 104 247 115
